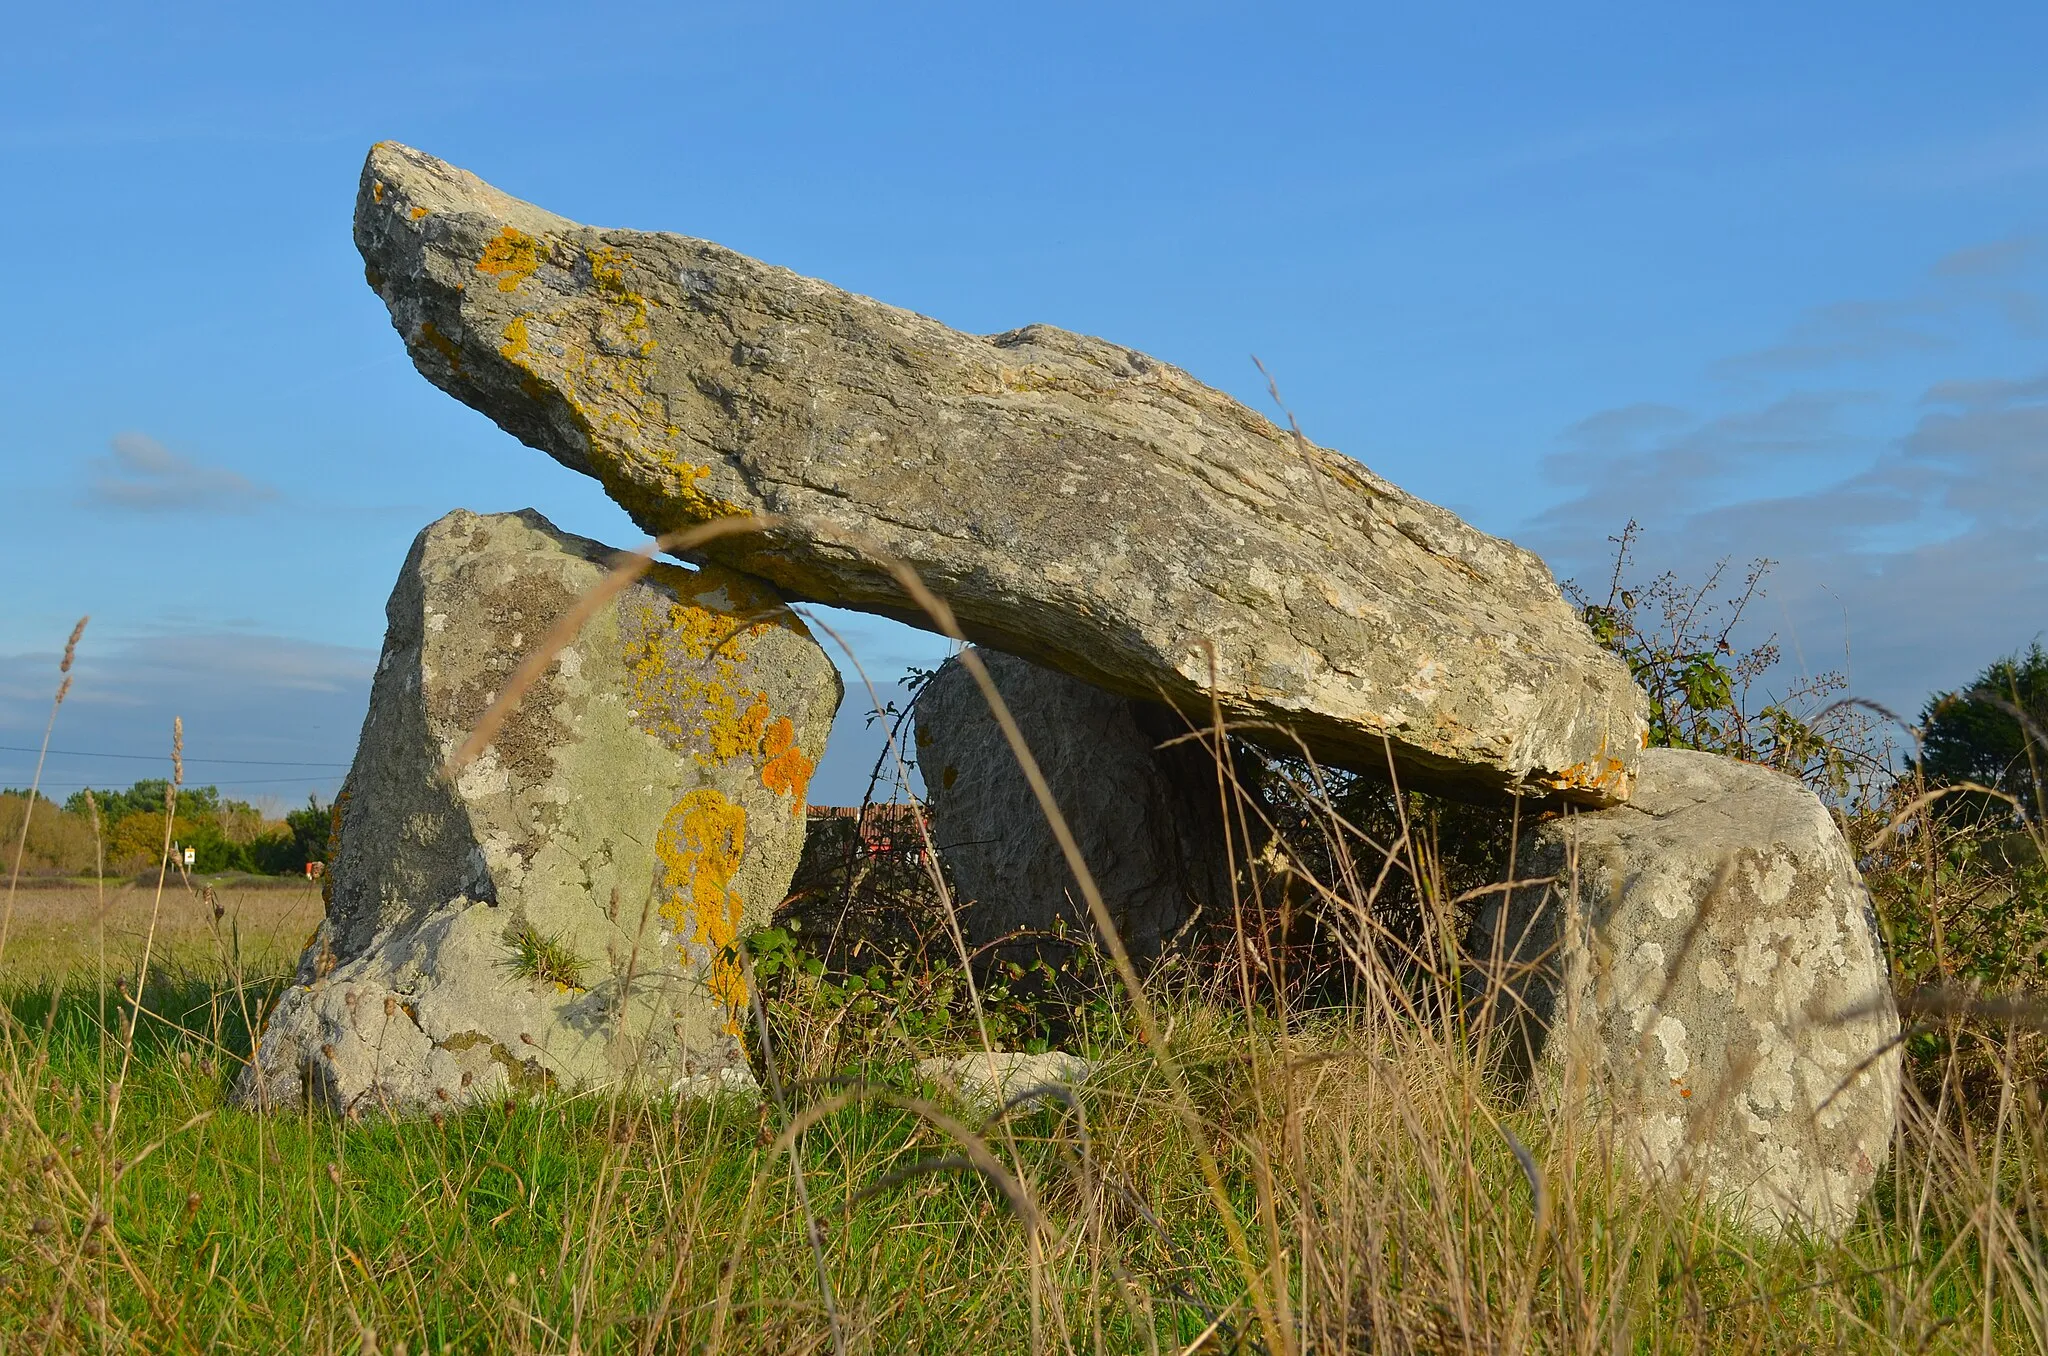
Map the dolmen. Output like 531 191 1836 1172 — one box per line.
237 142 1901 1238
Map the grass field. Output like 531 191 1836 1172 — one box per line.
1 868 2043 1353
0 883 321 988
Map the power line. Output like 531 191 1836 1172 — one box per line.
2 774 346 791
0 744 349 767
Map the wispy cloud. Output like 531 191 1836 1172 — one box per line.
0 630 373 803
1529 365 2048 718
1933 235 2041 279
1709 236 2046 379
84 432 279 513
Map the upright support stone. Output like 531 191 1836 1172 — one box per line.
352 141 1649 806
916 648 1232 960
237 509 841 1115
1468 748 1902 1237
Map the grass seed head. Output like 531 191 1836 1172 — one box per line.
60 616 86 673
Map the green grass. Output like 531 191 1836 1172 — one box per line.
3 944 2043 1353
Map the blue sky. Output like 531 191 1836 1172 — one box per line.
3 2 2045 807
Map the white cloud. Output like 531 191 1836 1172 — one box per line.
84 432 279 513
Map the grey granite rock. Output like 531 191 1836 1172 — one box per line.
351 142 1648 806
916 648 1231 960
1469 748 1902 1237
237 509 838 1115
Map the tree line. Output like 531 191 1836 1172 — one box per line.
0 781 330 879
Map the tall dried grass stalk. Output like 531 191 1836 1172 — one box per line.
0 616 86 973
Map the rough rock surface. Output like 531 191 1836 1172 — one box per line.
918 1052 1097 1112
352 141 1648 805
1469 748 1901 1237
237 509 840 1115
916 648 1231 959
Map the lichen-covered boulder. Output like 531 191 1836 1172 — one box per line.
916 649 1231 960
237 509 840 1116
1469 748 1901 1237
350 141 1649 807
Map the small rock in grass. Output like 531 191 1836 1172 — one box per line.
917 1051 1097 1112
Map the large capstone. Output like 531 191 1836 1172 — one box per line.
1468 748 1901 1237
916 648 1233 961
352 142 1648 806
237 509 841 1115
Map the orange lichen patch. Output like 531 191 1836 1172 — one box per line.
654 789 749 1021
410 205 430 221
372 180 385 204
1546 752 1633 799
758 717 815 810
598 452 747 533
476 226 541 293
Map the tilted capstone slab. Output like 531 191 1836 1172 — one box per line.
237 508 841 1115
352 141 1649 806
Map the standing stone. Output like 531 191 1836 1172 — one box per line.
351 141 1648 807
237 509 840 1115
916 649 1231 961
1468 748 1901 1237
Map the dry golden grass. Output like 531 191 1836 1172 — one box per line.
0 883 320 987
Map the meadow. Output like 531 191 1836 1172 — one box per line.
2 556 2045 1354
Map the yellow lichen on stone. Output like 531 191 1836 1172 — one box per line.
500 316 529 363
653 788 749 1019
585 245 652 340
456 239 752 531
418 321 464 373
410 205 430 221
621 575 817 811
477 226 540 292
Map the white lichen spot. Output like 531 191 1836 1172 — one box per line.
457 752 511 800
1652 1013 1690 1076
1698 955 1730 994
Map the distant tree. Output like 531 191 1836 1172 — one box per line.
251 795 332 874
0 792 99 876
1921 642 2048 821
65 780 221 822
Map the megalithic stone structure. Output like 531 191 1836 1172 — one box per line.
1467 748 1903 1238
353 142 1649 805
236 509 840 1116
916 647 1235 961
